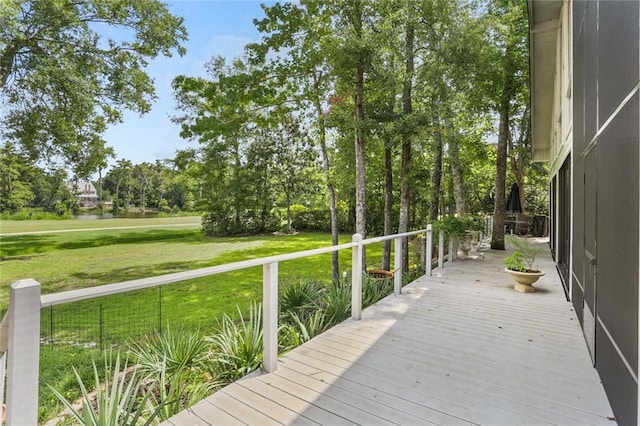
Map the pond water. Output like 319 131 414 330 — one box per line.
75 212 160 220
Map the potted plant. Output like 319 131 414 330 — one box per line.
504 235 545 293
434 216 483 258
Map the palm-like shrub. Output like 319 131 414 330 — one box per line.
279 310 327 352
323 283 351 327
150 365 215 422
362 274 394 308
206 302 263 384
48 352 157 426
279 280 324 321
129 327 209 380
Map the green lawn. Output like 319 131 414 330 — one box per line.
0 215 202 235
1 218 411 421
1 224 360 329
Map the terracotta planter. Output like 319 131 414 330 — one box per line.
506 268 545 293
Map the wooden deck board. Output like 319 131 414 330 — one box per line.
164 242 614 426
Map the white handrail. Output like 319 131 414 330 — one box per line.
41 241 357 307
4 227 444 423
362 228 427 246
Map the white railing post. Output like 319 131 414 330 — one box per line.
351 234 363 320
0 351 5 416
0 311 9 412
438 230 445 269
262 262 278 373
448 235 456 262
6 279 41 425
426 225 433 276
394 237 402 295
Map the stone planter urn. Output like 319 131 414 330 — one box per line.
459 234 473 259
506 269 545 293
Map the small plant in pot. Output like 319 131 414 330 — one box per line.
434 216 483 259
504 236 545 293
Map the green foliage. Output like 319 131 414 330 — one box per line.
504 250 525 272
40 346 104 422
362 274 394 308
128 327 209 380
149 366 214 423
0 208 73 220
279 280 324 321
206 303 264 384
290 205 349 233
433 215 482 238
279 311 327 353
1 0 187 167
48 352 157 425
504 235 542 272
323 283 351 327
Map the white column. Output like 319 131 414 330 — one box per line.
351 234 363 320
6 279 41 425
426 225 433 276
262 263 278 373
438 230 445 269
448 235 455 263
394 237 402 295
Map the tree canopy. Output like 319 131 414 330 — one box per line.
0 0 187 172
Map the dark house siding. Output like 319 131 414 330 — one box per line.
572 1 639 424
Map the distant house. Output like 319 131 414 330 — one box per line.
530 1 639 424
69 181 99 208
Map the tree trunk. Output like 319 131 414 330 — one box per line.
98 168 103 204
491 107 509 250
398 24 414 272
354 59 366 240
430 114 443 222
448 127 468 217
313 71 340 284
382 56 396 272
382 142 393 271
114 182 120 215
286 196 292 234
510 105 530 216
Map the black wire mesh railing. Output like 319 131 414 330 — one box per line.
40 286 163 348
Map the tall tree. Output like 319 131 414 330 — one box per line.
106 159 133 215
0 0 187 165
271 116 318 234
483 0 529 250
252 0 343 282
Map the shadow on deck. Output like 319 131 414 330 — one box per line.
165 240 614 425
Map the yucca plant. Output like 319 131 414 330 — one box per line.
48 352 157 426
323 283 351 327
279 310 327 352
279 280 324 321
206 302 263 383
150 361 216 422
362 274 394 308
129 327 209 380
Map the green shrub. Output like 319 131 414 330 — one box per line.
362 274 394 308
128 327 209 380
279 280 323 321
48 352 157 425
323 283 351 326
279 311 327 353
504 236 542 272
206 303 263 383
150 366 215 422
0 208 73 220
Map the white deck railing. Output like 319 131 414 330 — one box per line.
0 226 449 424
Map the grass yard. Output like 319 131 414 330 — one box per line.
0 217 419 422
0 215 202 235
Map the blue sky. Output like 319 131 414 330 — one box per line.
103 1 273 166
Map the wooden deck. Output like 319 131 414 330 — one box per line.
165 240 614 425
